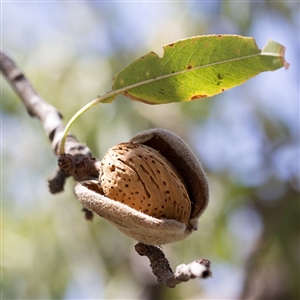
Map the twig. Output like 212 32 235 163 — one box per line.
0 51 98 193
135 243 212 288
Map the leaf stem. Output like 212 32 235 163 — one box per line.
59 72 172 154
59 91 117 154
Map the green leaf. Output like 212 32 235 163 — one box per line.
59 35 289 154
111 35 289 104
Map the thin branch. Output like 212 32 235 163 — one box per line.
0 51 99 193
135 243 212 288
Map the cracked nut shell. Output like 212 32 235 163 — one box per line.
74 128 209 245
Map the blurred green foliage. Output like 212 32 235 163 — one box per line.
2 1 299 299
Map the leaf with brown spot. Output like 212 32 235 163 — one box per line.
59 35 289 154
109 35 289 105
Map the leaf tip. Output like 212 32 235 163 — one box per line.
281 47 290 70
262 39 290 70
277 42 290 70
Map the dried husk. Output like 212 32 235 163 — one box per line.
74 128 209 245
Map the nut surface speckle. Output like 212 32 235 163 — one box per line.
100 142 191 224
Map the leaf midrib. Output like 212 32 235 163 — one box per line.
113 52 272 94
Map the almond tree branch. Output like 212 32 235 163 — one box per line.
0 51 99 193
135 243 212 288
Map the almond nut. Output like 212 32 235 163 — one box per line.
100 142 191 225
74 128 209 245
